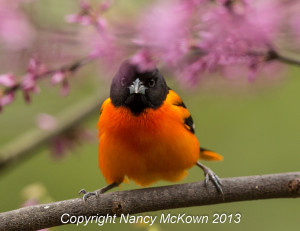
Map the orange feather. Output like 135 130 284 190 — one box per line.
98 90 220 186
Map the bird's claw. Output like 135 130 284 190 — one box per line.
78 188 98 202
203 168 223 194
197 161 223 194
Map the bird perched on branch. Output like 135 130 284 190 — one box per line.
80 60 223 200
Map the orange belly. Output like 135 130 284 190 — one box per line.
98 99 200 186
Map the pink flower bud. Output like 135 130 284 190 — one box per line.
65 14 80 23
79 0 91 10
0 93 15 106
27 58 47 75
61 80 69 96
65 14 92 25
51 71 65 84
27 58 39 74
21 74 40 103
99 0 113 12
79 15 93 26
36 113 57 131
0 74 17 88
131 50 156 72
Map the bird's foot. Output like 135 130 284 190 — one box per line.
197 161 223 194
78 189 98 202
79 182 119 202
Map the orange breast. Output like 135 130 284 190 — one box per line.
97 97 200 186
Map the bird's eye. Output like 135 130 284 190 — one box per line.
148 78 156 88
121 77 126 87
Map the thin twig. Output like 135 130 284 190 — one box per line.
249 50 300 67
275 53 300 66
3 57 93 95
0 172 299 231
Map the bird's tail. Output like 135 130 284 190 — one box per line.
200 147 223 161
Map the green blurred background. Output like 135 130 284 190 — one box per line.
0 1 299 231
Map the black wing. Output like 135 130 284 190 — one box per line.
172 97 195 134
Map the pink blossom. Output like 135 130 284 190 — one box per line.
21 73 40 103
130 49 156 72
65 14 93 26
27 58 47 76
60 80 69 96
50 127 96 160
21 59 47 102
22 198 39 207
36 113 57 131
51 137 74 160
0 93 15 106
0 73 16 111
51 71 66 84
0 92 15 111
50 72 70 96
176 0 284 83
0 73 16 87
65 0 92 26
131 0 287 84
0 2 36 50
87 26 124 72
79 0 91 10
290 11 300 43
99 0 113 12
135 0 192 67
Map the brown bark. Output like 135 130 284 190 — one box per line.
0 172 299 231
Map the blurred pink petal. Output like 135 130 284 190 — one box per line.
188 0 283 82
60 80 69 96
79 0 91 10
51 137 72 159
130 49 156 72
50 126 96 160
290 13 300 42
21 58 46 102
99 0 113 12
36 113 57 131
65 0 94 26
51 71 65 84
50 72 69 96
27 58 47 75
136 0 192 66
94 18 107 34
65 14 80 23
87 29 123 71
131 0 286 84
22 74 39 92
21 73 40 103
65 14 92 26
0 93 15 108
22 198 39 207
0 73 16 87
0 4 36 50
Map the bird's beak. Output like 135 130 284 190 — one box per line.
129 78 147 95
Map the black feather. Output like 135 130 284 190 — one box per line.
110 60 168 116
184 115 195 134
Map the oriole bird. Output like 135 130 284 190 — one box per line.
80 60 223 200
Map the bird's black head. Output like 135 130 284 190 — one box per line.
110 60 169 115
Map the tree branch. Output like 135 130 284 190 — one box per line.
0 172 299 230
275 54 300 66
266 50 300 66
0 93 104 174
3 57 93 96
